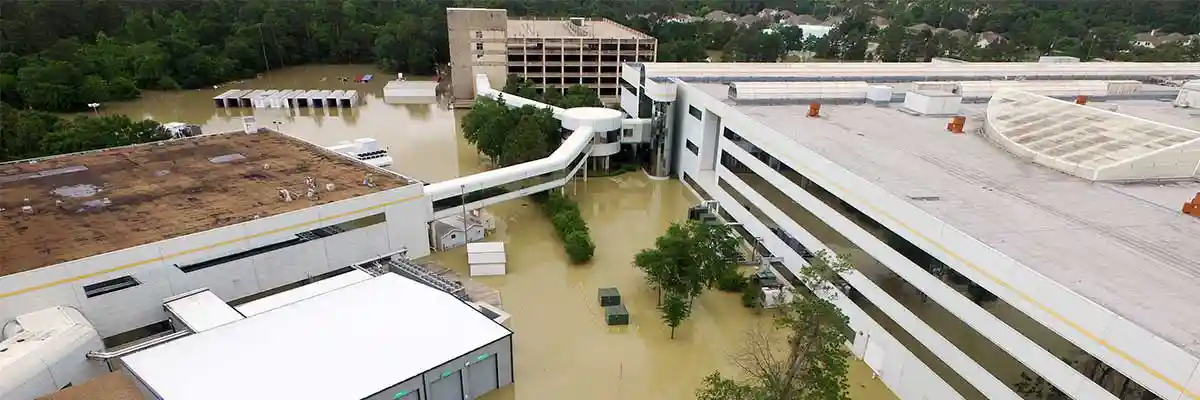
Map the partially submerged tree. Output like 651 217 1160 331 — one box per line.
695 250 854 400
634 221 741 303
461 97 558 167
659 290 692 339
636 220 741 337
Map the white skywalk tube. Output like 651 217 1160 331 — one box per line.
424 75 594 212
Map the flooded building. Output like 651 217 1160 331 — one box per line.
618 61 1200 400
121 273 513 400
446 8 656 105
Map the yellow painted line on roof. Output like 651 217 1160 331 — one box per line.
0 194 422 299
769 149 1198 400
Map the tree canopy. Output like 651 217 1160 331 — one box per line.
0 0 450 112
695 250 855 400
0 103 169 162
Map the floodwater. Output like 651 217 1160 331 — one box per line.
100 64 896 400
93 64 467 182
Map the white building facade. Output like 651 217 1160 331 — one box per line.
619 61 1200 400
0 182 431 341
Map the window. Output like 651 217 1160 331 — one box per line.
717 145 1155 399
686 140 699 155
622 128 633 138
84 276 140 298
688 105 703 119
178 213 387 273
475 31 483 39
475 43 484 51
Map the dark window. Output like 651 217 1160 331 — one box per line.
84 276 139 298
681 172 711 200
688 105 703 119
177 213 387 273
686 140 699 155
622 129 633 138
475 43 484 51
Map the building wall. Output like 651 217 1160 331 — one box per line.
447 8 508 102
419 335 514 400
506 33 656 100
668 76 1200 400
0 184 432 339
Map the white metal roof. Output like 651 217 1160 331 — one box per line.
985 89 1200 181
123 274 510 400
638 61 1200 82
467 242 505 253
234 269 373 317
163 289 244 332
729 81 869 101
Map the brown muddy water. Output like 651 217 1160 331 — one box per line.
99 64 896 400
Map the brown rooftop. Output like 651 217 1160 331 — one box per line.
0 130 408 277
37 371 144 400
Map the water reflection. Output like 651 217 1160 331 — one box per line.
94 64 461 182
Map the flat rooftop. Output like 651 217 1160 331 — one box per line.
507 18 651 40
36 371 144 400
693 82 1200 355
122 273 511 400
0 131 409 277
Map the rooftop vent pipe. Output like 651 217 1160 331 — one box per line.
946 116 967 134
1184 192 1200 217
807 103 821 118
1075 95 1088 105
85 329 192 361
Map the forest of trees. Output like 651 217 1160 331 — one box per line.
1 0 1196 160
0 0 451 112
3 0 1197 113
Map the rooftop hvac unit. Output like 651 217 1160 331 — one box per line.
866 85 893 104
903 90 962 116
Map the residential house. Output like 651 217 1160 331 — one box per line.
736 14 764 27
906 23 934 33
704 10 733 23
1133 31 1192 48
872 16 891 29
782 14 823 26
976 31 1006 48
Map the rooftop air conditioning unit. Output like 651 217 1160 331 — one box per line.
903 90 962 116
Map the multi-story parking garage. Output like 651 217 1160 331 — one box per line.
617 61 1200 400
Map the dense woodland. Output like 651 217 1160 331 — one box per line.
0 0 1197 161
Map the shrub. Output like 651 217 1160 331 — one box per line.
716 270 747 292
538 191 595 264
740 277 761 308
563 230 595 264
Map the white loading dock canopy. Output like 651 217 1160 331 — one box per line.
121 274 512 400
162 289 244 332
234 269 373 317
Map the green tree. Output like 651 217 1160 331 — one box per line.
695 250 854 400
499 108 551 166
634 221 741 305
658 40 709 62
560 84 603 108
659 290 692 339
